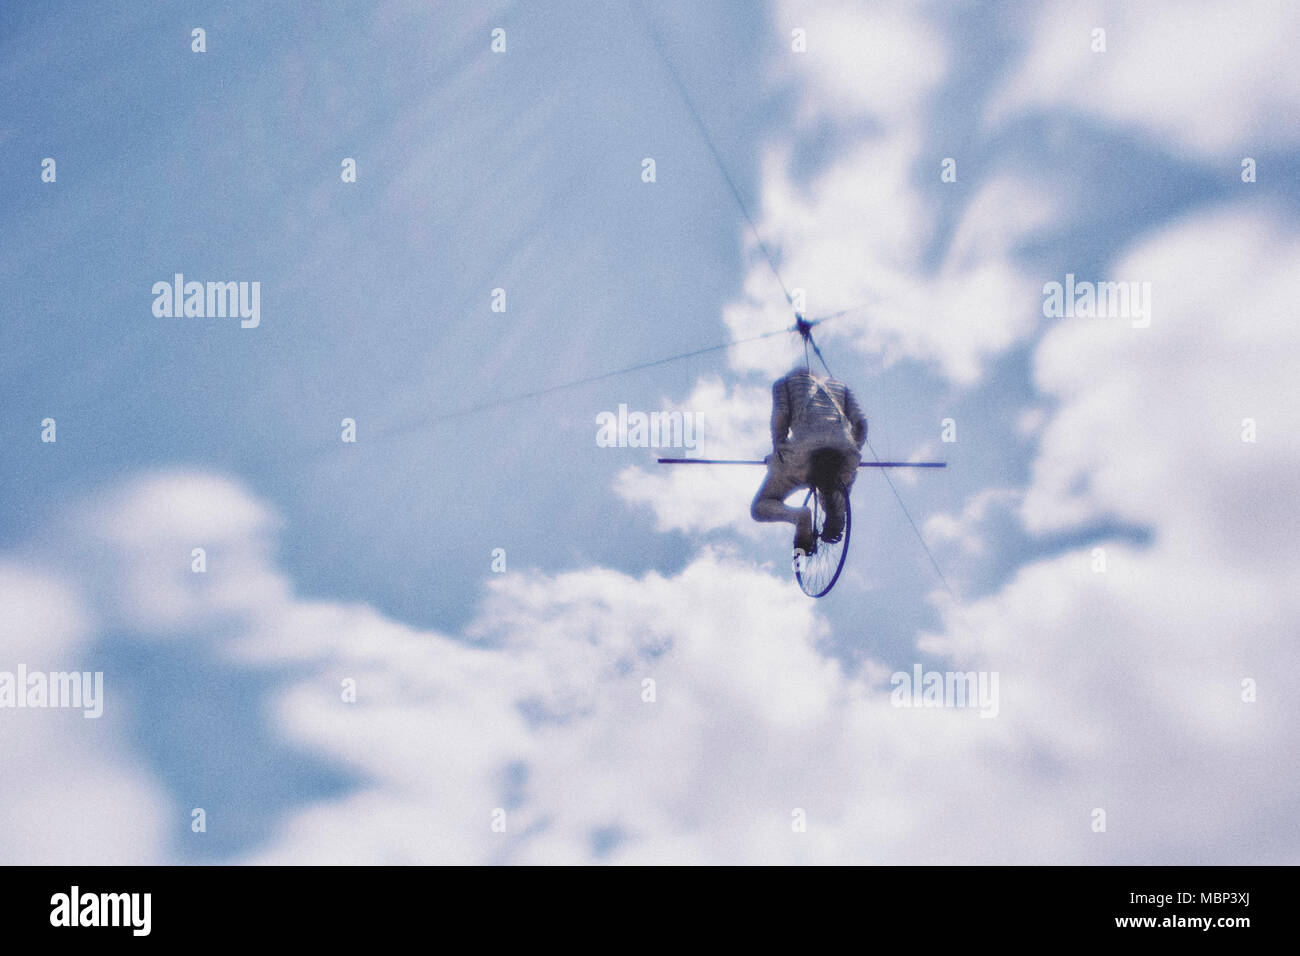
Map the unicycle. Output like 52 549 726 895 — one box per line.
794 478 851 598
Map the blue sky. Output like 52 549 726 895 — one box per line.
4 1 781 623
2 0 1298 864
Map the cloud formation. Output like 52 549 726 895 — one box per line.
4 427 1294 864
989 0 1300 158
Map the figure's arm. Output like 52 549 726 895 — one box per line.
844 386 868 447
771 379 791 449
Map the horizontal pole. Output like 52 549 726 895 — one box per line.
860 462 946 468
656 458 946 468
657 458 765 465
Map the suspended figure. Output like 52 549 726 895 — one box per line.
751 365 867 556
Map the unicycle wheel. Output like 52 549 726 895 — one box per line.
794 482 851 598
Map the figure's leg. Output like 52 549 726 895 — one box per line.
821 448 860 541
839 447 862 490
751 464 815 553
750 466 803 523
821 490 845 541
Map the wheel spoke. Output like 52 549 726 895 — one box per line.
795 483 851 597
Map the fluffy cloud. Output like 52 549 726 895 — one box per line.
4 0 1298 869
0 563 173 864
988 0 1300 159
775 0 948 126
613 378 773 536
721 3 1055 386
0 483 1056 864
1023 202 1300 545
6 404 1296 864
919 203 1300 861
924 486 1021 557
57 471 289 638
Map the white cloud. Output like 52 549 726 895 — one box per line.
6 421 1296 863
722 2 1055 387
49 471 289 639
924 486 1021 557
988 0 1300 158
1023 201 1300 548
776 0 948 126
0 563 173 864
614 378 772 536
919 202 1300 861
5 1 1298 869
1016 407 1047 437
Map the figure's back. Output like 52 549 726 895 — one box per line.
779 369 858 445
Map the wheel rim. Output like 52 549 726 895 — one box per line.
794 483 851 597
